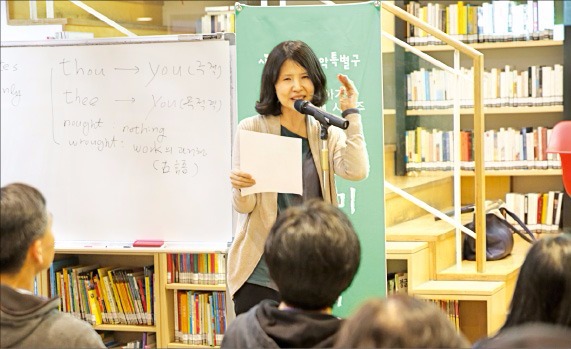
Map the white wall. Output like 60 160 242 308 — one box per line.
1 0 62 42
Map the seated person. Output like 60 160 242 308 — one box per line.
475 234 571 348
334 294 470 348
0 183 105 348
476 322 571 348
221 199 361 348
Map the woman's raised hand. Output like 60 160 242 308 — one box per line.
337 74 359 111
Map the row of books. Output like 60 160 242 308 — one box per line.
505 191 565 233
406 1 557 45
166 253 226 285
407 64 564 110
405 126 561 171
173 290 226 346
200 6 235 34
424 299 461 331
387 272 408 294
99 331 156 349
48 257 155 326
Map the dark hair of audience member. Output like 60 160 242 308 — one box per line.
0 183 49 274
502 234 571 329
264 199 361 310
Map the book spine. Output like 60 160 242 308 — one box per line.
107 270 127 324
87 288 103 325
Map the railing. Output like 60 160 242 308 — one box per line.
381 1 487 272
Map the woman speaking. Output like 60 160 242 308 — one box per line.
228 40 369 315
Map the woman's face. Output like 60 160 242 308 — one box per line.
274 59 314 114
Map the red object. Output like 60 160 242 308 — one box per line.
546 121 571 196
133 239 164 247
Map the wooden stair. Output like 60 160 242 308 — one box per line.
386 215 456 278
436 234 532 307
385 172 454 227
383 144 535 343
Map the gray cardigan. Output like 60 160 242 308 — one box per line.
227 112 369 297
0 284 106 348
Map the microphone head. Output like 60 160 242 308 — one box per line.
294 99 308 114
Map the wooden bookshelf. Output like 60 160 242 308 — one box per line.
166 343 211 349
39 249 162 344
399 169 562 177
158 253 228 349
39 248 229 348
386 241 430 292
407 105 563 116
411 280 506 343
94 324 156 332
165 284 226 291
460 169 562 177
409 40 563 52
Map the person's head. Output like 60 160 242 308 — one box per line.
264 199 360 310
477 323 571 349
0 183 54 276
502 234 571 330
334 294 470 348
255 40 328 116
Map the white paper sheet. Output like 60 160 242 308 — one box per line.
239 130 302 196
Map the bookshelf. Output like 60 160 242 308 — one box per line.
460 169 562 177
39 248 229 348
162 1 245 34
385 0 566 342
407 105 563 116
159 252 227 349
399 0 565 206
386 241 430 293
40 249 160 346
411 280 506 343
409 39 563 52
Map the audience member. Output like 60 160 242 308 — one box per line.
476 322 571 348
0 183 105 348
475 234 571 348
334 294 470 348
221 199 361 348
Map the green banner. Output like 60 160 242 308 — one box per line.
236 1 385 317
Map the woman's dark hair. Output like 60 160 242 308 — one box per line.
255 40 328 116
502 234 571 329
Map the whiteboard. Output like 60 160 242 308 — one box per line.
1 36 233 245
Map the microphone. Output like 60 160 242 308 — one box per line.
294 100 349 130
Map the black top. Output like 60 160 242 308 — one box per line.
277 125 323 213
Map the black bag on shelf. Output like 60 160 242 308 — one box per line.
463 207 536 261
